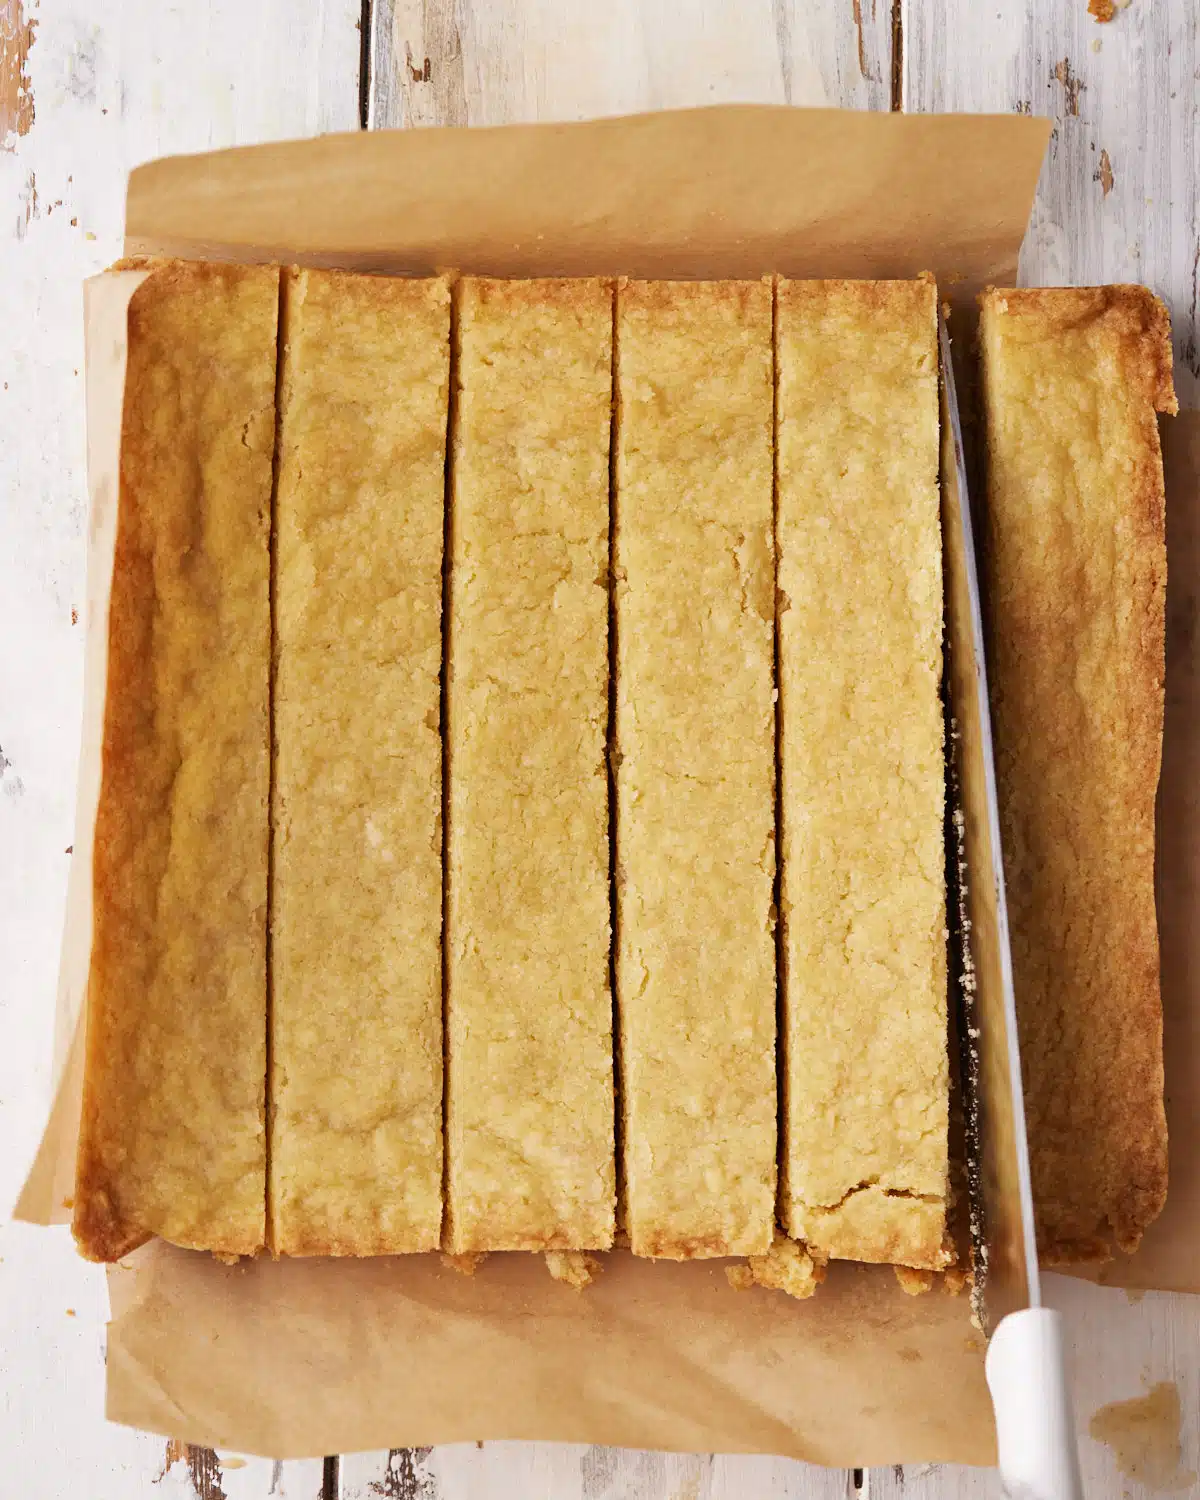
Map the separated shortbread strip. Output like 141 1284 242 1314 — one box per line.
776 278 948 1270
445 278 615 1253
978 286 1174 1262
73 260 278 1262
615 279 777 1259
269 270 450 1256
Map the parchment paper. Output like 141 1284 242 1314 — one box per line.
120 106 1044 300
105 1246 991 1466
29 105 1195 1465
15 269 149 1227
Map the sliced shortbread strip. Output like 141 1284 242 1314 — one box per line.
74 260 278 1262
979 285 1173 1261
270 269 450 1256
615 279 777 1259
776 278 949 1270
445 277 615 1253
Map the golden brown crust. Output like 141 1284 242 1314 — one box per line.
780 275 938 321
615 280 777 1261
776 278 949 1269
462 275 610 317
799 1189 953 1271
980 284 1178 416
894 1266 935 1296
979 284 1173 1260
74 259 278 1263
269 268 450 1258
614 275 772 314
71 1205 151 1267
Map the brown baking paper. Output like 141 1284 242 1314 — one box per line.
15 269 149 1228
104 1247 991 1465
17 106 1098 1465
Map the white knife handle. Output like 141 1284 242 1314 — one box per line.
986 1308 1083 1500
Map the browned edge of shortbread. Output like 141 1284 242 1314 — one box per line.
981 284 1177 416
74 258 277 1263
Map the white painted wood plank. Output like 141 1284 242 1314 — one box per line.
368 0 891 129
904 0 1199 407
0 1224 329 1500
342 1445 856 1500
1049 1275 1200 1499
1 3 360 1497
872 1279 1200 1500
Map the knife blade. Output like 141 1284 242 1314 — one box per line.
938 309 1082 1500
938 309 1038 1327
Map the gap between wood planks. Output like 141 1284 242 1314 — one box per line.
890 0 904 111
359 0 373 129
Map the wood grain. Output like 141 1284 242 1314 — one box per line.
904 0 1199 410
368 0 891 127
873 1278 1200 1500
341 1445 856 1499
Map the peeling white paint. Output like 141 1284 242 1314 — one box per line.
904 0 1200 408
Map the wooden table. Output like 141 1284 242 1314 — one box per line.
2 1 1196 1495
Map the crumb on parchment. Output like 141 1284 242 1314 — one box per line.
725 1233 825 1301
441 1251 489 1277
545 1250 603 1289
894 1266 934 1296
895 1262 973 1296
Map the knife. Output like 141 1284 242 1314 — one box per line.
938 310 1083 1500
